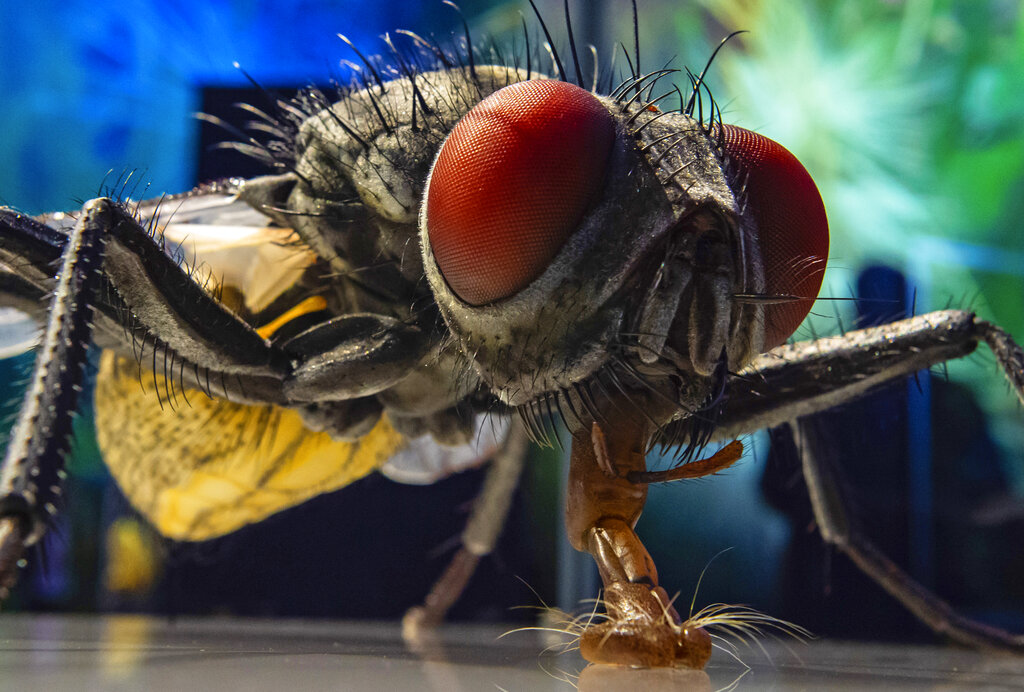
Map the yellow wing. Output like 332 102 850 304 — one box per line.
95 352 408 541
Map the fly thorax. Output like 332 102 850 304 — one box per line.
277 67 535 278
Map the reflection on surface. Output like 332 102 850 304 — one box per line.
578 664 711 692
101 615 153 679
3 614 1024 690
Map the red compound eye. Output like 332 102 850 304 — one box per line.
426 80 615 305
721 124 829 350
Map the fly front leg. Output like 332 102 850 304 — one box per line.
710 310 1024 651
713 310 1021 440
567 418 712 669
0 197 290 598
0 201 289 406
0 199 111 598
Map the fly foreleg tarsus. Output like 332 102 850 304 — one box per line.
0 198 113 599
567 416 715 669
978 319 1024 407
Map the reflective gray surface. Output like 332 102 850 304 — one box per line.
1 614 1023 691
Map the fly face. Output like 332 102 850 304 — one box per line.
419 78 829 430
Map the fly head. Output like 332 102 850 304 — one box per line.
420 78 829 434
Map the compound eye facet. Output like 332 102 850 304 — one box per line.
721 124 829 350
425 80 615 306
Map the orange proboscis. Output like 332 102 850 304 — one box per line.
578 582 713 669
566 411 742 669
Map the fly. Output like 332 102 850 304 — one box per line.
0 0 1023 671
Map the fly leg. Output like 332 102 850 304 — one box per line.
713 309 1024 650
0 199 111 599
0 202 287 406
566 417 714 669
793 413 1024 651
1 197 447 567
402 425 530 641
713 310 1024 440
0 197 285 597
3 197 437 410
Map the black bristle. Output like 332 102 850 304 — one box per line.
685 30 746 117
631 0 640 86
563 0 584 87
527 0 566 81
443 1 477 80
338 34 386 88
521 15 532 79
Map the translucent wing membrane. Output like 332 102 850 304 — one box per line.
150 193 318 315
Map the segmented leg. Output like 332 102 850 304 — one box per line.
402 425 530 639
2 197 435 409
793 415 1024 651
0 204 287 405
714 309 1024 649
714 310 1024 440
0 199 111 598
0 209 64 324
978 319 1024 406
